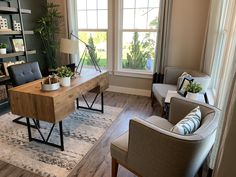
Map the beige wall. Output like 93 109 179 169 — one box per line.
167 0 210 70
47 0 69 66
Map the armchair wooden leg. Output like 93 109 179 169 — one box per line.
112 158 119 177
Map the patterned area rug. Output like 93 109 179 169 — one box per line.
0 104 122 177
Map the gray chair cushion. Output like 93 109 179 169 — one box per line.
146 116 173 131
152 84 177 106
110 116 174 165
110 132 128 165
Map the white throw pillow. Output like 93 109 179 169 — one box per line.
170 106 202 135
177 72 192 90
192 77 211 93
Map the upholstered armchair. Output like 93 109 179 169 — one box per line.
152 67 211 112
110 97 220 177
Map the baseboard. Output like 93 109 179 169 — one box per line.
107 85 151 97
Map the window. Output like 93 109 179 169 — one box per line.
77 0 108 68
119 0 160 73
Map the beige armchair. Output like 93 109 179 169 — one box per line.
152 67 211 111
110 97 220 177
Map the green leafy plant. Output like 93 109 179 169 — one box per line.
186 82 202 93
123 32 155 70
56 66 73 78
0 43 7 49
124 32 148 69
86 35 100 65
35 2 61 69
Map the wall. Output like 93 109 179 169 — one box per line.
167 0 210 70
47 0 69 66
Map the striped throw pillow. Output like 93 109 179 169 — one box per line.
170 106 201 135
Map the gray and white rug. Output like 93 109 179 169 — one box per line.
0 104 122 177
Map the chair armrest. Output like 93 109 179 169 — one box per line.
169 97 217 124
127 118 209 177
164 67 187 85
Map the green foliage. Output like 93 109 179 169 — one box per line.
0 43 7 49
186 82 203 93
56 66 73 78
149 16 159 29
124 32 154 69
34 2 61 69
86 35 100 65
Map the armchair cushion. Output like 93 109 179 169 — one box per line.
146 116 173 131
170 106 202 135
110 132 128 165
110 116 173 165
152 84 176 106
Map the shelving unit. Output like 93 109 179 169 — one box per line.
0 0 36 106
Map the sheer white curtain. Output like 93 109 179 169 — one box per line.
67 0 80 65
205 0 236 170
213 55 236 177
201 0 222 75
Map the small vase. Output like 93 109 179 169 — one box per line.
60 77 71 87
186 92 199 100
0 48 7 54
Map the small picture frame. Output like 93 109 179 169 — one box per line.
10 37 25 52
178 77 193 97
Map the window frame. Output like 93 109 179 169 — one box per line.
114 0 160 77
77 0 111 71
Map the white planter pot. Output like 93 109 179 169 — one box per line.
60 77 71 87
186 92 199 100
0 48 6 54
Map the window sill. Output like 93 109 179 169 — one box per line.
114 70 153 79
206 89 215 106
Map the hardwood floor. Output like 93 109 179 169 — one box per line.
0 91 161 177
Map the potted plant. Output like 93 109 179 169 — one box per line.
34 3 61 70
0 43 7 54
56 66 73 87
185 82 203 100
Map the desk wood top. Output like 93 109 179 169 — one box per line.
9 69 109 123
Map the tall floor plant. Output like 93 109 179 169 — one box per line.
35 3 61 69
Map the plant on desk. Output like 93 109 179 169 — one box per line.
185 82 202 100
0 43 7 54
56 66 73 87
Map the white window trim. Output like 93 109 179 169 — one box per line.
114 0 158 78
76 0 113 72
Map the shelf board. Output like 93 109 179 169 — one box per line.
0 30 34 35
0 6 31 14
0 50 36 58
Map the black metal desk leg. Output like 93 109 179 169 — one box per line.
26 117 32 141
59 121 64 151
101 92 104 113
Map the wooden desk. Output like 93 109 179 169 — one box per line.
9 70 109 123
8 70 109 150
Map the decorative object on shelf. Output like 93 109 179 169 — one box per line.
60 32 101 75
0 43 7 54
178 77 193 96
56 66 73 87
10 37 24 52
0 16 8 30
35 2 62 70
41 75 60 91
185 82 203 100
13 20 21 31
3 61 25 76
